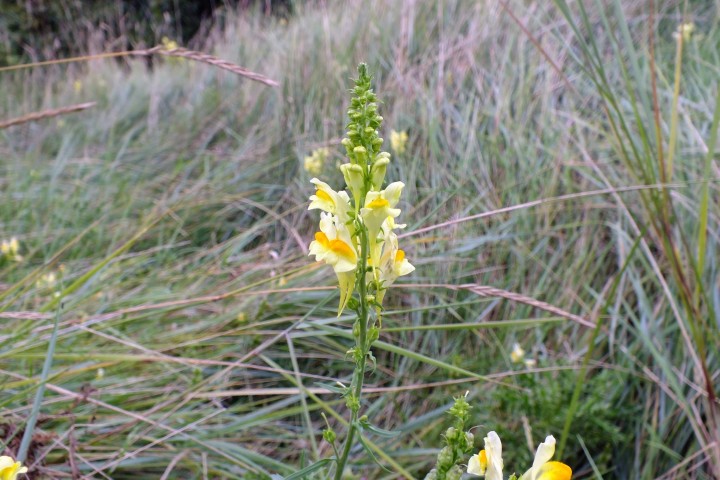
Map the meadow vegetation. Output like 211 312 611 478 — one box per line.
1 1 719 478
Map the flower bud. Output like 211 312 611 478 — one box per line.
446 465 463 480
340 163 364 207
323 427 336 444
371 156 390 190
353 145 368 164
437 446 453 468
424 469 439 480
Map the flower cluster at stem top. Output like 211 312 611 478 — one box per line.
308 64 414 315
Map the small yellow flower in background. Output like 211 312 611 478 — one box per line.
511 343 526 363
0 456 28 480
519 435 572 480
304 147 329 176
161 36 179 50
673 22 695 42
36 272 57 290
73 80 82 93
1 237 23 262
390 129 409 155
468 431 503 480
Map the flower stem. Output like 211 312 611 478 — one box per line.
334 225 370 479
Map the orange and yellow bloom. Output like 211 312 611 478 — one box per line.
467 433 571 480
0 456 27 480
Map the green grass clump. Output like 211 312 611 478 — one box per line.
1 1 719 478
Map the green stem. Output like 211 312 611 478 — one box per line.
334 226 370 480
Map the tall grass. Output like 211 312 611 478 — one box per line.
1 1 718 478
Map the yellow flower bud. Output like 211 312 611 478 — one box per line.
340 163 365 208
371 155 390 190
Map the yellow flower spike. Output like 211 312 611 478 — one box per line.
1 237 23 261
510 343 526 363
308 178 351 222
161 36 179 50
519 435 572 480
0 456 28 480
389 129 408 155
673 22 695 43
304 155 322 175
304 147 329 176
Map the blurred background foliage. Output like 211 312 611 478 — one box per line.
0 0 292 65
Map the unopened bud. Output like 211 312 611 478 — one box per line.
323 428 336 444
340 163 364 207
371 156 390 190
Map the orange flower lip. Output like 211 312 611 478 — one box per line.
314 232 356 261
329 239 356 260
315 231 330 247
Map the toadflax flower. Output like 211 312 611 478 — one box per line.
360 181 404 267
309 212 358 315
510 343 526 364
468 431 503 480
519 435 572 480
0 456 28 480
1 237 23 262
307 63 415 318
304 147 329 176
390 129 409 154
309 178 351 222
375 229 414 304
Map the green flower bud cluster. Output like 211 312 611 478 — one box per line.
340 63 392 197
423 396 476 480
342 64 384 159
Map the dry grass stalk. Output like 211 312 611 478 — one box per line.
0 311 52 320
134 46 280 87
0 102 96 130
